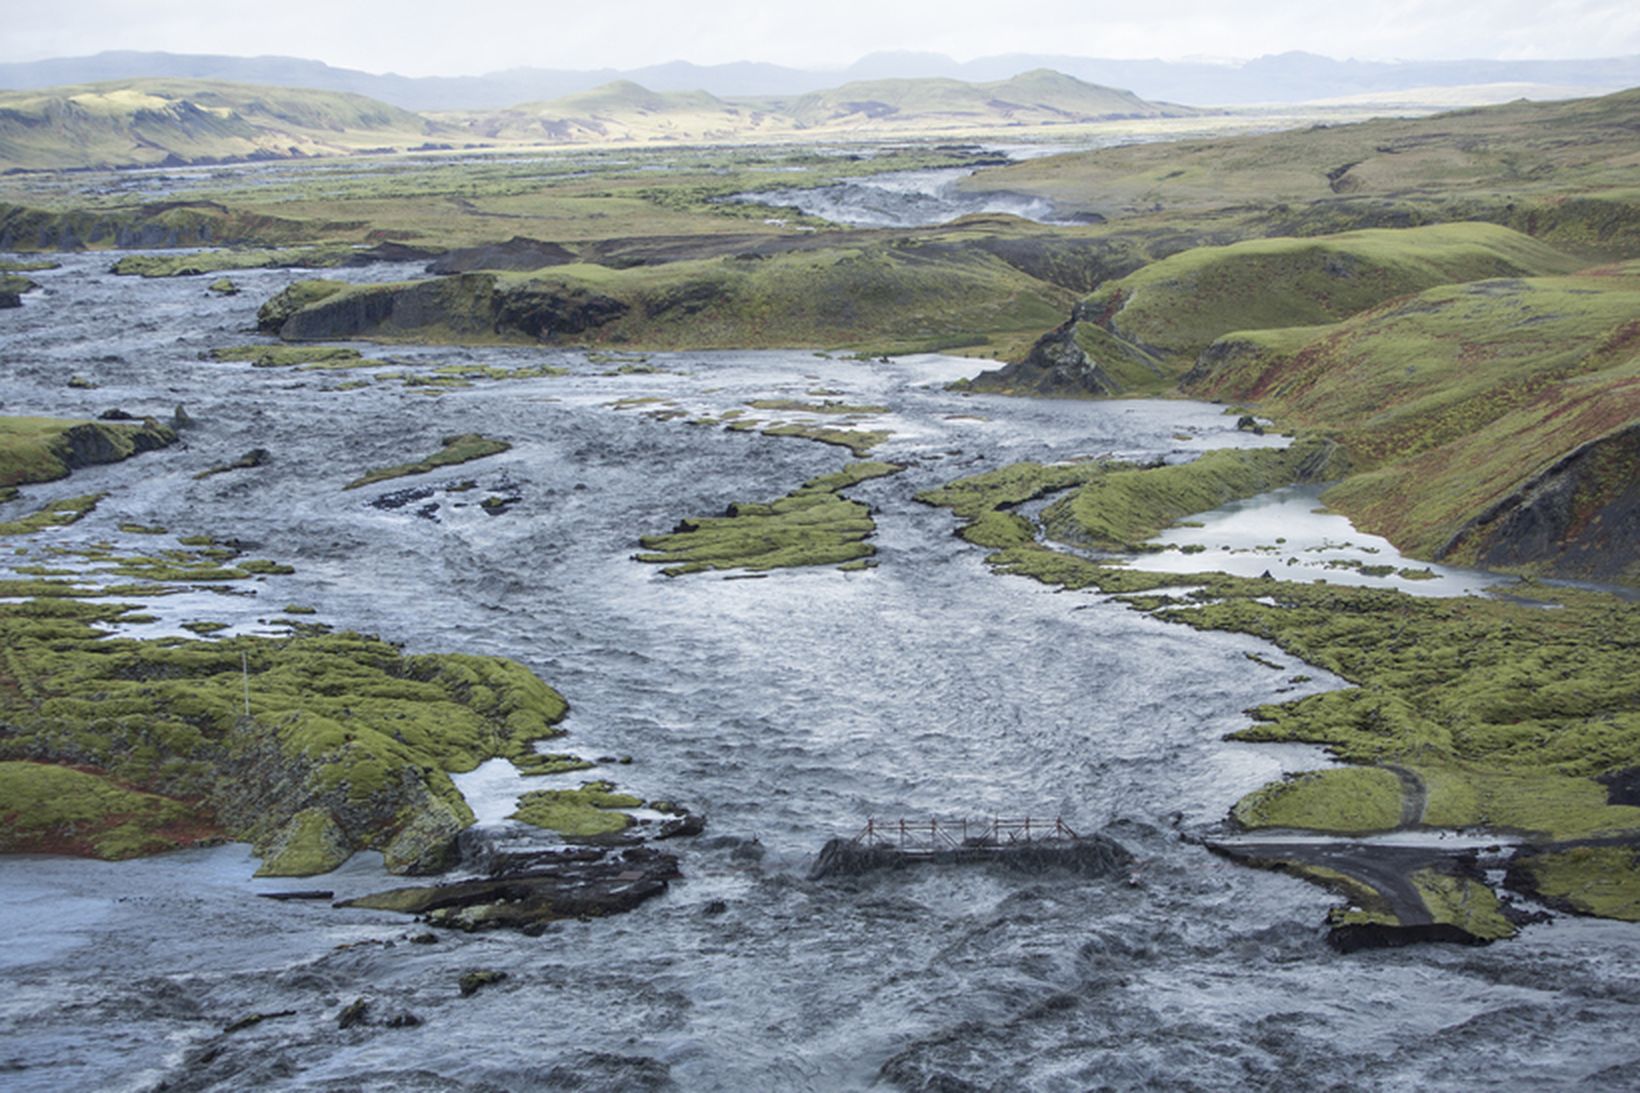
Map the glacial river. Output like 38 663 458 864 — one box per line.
2 256 1638 1091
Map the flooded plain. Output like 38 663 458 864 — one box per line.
2 256 1638 1091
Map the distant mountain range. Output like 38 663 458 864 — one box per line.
2 49 1637 110
450 70 1192 146
0 71 1193 171
0 79 443 171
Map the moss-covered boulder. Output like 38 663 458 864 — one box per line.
0 273 40 308
0 415 175 493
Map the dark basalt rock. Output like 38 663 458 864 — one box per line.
962 319 1122 398
1600 767 1640 807
0 274 40 308
654 810 707 839
370 485 437 512
494 282 628 338
222 1010 296 1034
56 418 176 468
426 236 576 274
194 448 269 480
1326 921 1496 952
1438 421 1640 583
353 241 442 265
458 970 507 996
339 845 683 933
336 997 370 1029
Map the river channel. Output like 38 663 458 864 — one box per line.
2 256 1637 1091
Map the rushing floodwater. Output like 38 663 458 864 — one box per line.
725 165 1080 228
2 256 1639 1091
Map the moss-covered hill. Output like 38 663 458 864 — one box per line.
257 242 1078 357
967 223 1582 396
950 91 1640 588
1187 262 1640 585
0 79 443 171
0 598 569 876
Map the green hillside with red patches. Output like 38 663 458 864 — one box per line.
1187 262 1640 584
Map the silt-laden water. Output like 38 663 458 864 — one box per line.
2 257 1638 1091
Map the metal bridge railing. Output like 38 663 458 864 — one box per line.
852 817 1081 853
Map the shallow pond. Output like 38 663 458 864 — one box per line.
1128 483 1507 597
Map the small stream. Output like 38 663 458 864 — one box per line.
2 255 1638 1091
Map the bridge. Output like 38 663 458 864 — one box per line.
850 817 1082 855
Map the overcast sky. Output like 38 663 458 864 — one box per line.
4 0 1637 75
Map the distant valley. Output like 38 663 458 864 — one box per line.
0 70 1197 171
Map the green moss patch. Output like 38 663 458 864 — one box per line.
637 460 902 576
0 761 214 859
344 434 511 491
510 780 643 838
746 399 889 416
1086 223 1575 368
1411 867 1517 941
1232 767 1406 834
256 807 351 876
209 345 365 368
0 598 570 874
756 422 890 457
0 416 175 493
1039 437 1342 551
0 493 103 537
258 241 1076 355
112 245 362 278
0 273 40 301
1511 846 1640 921
512 752 596 776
